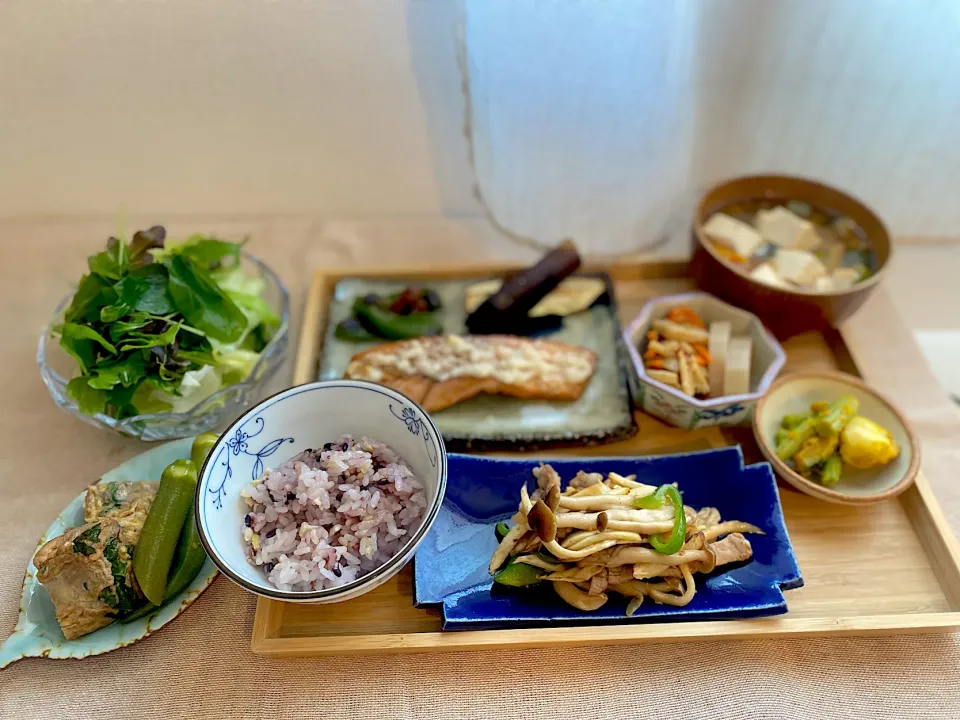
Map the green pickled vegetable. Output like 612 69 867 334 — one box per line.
775 428 789 446
648 485 686 555
821 454 843 487
781 413 810 430
775 417 818 461
815 396 859 438
353 298 442 340
493 560 545 587
133 459 198 605
793 434 840 474
494 521 510 542
125 439 215 623
191 432 219 469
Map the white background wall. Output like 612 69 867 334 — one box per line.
2 0 959 250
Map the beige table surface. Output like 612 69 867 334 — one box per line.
2 218 959 719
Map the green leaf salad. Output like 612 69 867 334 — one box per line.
57 227 279 419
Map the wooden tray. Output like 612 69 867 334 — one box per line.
251 260 960 656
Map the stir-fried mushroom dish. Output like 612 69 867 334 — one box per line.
489 464 763 615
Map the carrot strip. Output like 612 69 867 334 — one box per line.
646 331 658 342
667 307 706 329
693 344 712 364
644 348 658 360
646 359 665 370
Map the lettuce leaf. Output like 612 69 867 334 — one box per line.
66 377 108 415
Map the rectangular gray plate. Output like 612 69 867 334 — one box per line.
317 274 637 452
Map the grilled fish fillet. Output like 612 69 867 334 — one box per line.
344 335 598 412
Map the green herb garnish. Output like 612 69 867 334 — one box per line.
101 537 141 617
72 523 102 556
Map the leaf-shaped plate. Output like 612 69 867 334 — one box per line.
0 438 218 669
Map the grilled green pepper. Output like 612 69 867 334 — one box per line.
334 317 378 342
133 459 197 605
352 298 442 340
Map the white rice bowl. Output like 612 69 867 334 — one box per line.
240 435 427 591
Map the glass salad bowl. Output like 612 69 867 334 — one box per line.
38 253 289 441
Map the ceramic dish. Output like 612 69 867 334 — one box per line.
0 438 219 669
753 371 919 504
623 292 785 429
691 174 891 335
38 251 289 441
414 448 802 629
196 379 447 603
317 273 636 451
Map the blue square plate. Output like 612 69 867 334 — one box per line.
413 448 803 630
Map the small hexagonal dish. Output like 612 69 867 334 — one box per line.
623 292 786 429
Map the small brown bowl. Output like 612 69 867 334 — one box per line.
753 371 919 505
691 174 891 336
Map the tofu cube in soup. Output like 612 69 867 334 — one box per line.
750 262 790 289
773 248 827 287
755 205 821 251
703 213 764 259
34 520 142 640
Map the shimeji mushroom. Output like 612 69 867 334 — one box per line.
563 531 645 552
558 494 668 512
554 511 610 531
703 521 763 543
553 579 608 611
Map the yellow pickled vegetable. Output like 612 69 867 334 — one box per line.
840 416 899 469
793 434 840 473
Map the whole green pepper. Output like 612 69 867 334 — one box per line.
353 298 442 340
133 459 198 605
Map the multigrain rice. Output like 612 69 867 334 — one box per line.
241 435 427 591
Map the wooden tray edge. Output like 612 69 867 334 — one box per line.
251 610 960 657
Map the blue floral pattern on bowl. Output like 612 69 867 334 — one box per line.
206 416 295 510
389 403 438 467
